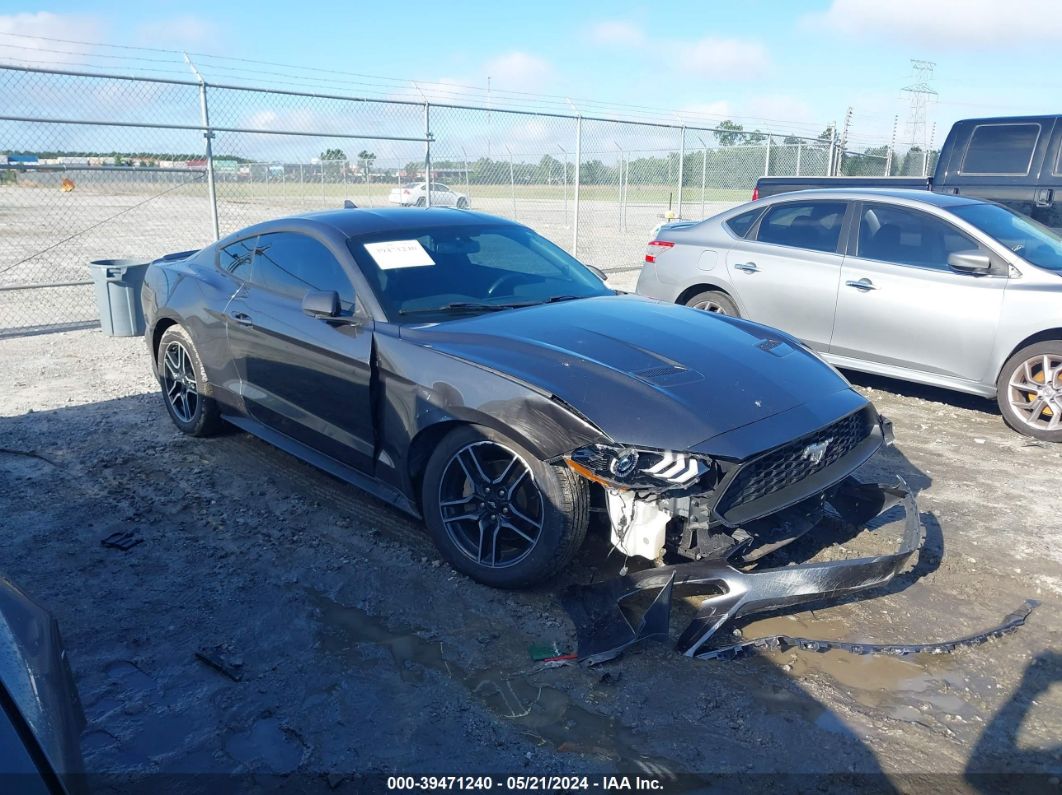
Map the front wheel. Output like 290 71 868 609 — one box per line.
997 341 1062 442
415 197 426 207
684 289 739 317
456 197 469 209
421 426 588 588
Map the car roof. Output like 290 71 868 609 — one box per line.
761 187 982 208
224 207 517 242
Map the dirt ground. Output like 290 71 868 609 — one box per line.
1 326 1060 793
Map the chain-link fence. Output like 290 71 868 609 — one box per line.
0 64 890 335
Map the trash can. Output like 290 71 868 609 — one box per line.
87 259 149 337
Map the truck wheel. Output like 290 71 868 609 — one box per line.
996 340 1062 442
421 425 588 588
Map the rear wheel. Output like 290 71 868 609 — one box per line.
456 197 469 209
684 290 739 317
421 425 588 588
997 341 1062 442
415 197 426 207
157 325 223 437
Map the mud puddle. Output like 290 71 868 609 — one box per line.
307 590 685 777
737 610 989 725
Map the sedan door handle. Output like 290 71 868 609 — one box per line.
230 311 254 326
845 278 878 291
734 262 759 273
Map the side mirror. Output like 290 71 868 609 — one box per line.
302 289 340 318
587 264 608 281
948 250 992 275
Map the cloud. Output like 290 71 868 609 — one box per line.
589 20 645 47
483 51 554 93
136 15 218 50
676 101 733 124
673 37 769 80
807 0 1062 48
0 11 104 66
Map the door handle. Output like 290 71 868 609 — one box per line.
845 278 878 291
230 311 254 326
734 262 759 273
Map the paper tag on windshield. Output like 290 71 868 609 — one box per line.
364 240 435 270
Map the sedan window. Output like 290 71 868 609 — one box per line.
856 204 978 271
725 208 763 238
250 232 355 306
952 202 1062 271
756 201 847 253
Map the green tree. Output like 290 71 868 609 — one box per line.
320 148 347 161
714 120 745 146
357 150 376 183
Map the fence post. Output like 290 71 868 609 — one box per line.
506 145 517 219
676 126 686 219
424 102 432 207
197 82 220 241
764 134 772 176
829 125 837 176
796 141 802 176
572 116 581 256
700 142 707 218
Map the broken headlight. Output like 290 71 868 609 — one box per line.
564 444 716 491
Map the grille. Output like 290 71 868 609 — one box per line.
718 410 872 516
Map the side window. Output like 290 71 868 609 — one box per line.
434 183 450 192
219 237 256 280
856 204 978 270
725 208 762 238
250 232 355 306
755 201 847 253
961 123 1040 175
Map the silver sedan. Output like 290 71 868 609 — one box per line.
635 188 1062 441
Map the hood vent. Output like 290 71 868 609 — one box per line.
632 364 704 387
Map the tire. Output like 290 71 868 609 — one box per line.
157 324 224 437
684 289 740 317
996 340 1062 442
421 425 589 588
456 197 469 209
415 197 426 207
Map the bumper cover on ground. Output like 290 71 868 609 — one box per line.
564 478 924 664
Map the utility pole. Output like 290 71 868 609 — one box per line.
902 59 937 156
885 114 899 176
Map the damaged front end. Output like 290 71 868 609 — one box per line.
558 408 925 661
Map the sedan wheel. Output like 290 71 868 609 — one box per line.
685 290 739 317
998 343 1062 441
421 426 589 588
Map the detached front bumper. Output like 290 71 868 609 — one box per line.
564 478 924 663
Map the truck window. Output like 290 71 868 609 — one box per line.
961 123 1040 175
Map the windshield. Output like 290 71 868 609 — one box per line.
347 224 611 320
400 182 420 189
951 203 1062 272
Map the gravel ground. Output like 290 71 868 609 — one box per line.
1 328 1060 793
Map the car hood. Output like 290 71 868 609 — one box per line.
401 294 859 453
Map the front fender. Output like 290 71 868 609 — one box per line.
373 333 609 497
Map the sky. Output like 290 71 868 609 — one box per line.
1 1 1061 155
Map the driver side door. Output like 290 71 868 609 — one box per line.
224 230 376 471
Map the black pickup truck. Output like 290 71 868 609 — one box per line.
754 115 1062 228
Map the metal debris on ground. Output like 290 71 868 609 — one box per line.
194 645 245 682
696 599 1038 661
100 531 143 551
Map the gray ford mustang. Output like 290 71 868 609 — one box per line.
142 207 921 653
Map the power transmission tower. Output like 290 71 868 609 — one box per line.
902 59 937 152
